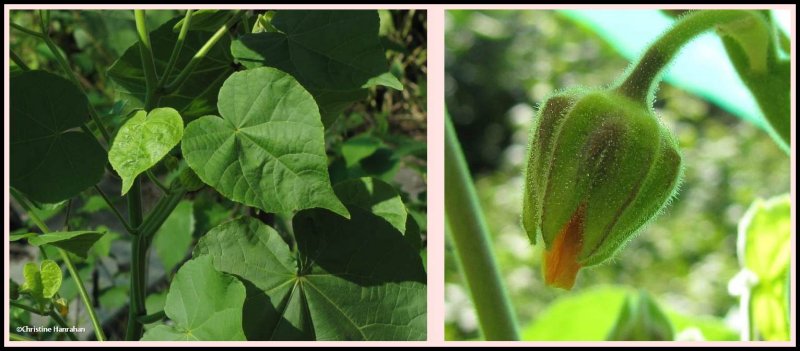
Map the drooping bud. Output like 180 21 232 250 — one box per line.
522 88 683 289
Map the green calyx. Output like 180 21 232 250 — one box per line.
523 88 683 289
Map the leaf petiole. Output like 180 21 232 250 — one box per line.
164 10 243 93
93 185 137 235
157 10 193 88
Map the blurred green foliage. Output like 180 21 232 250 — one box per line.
445 10 790 341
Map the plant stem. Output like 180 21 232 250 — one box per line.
10 22 44 38
10 50 31 71
139 186 188 240
164 10 243 93
9 189 106 341
615 10 752 105
137 310 167 324
35 11 112 145
444 113 520 341
146 170 170 194
158 9 193 88
241 11 251 34
93 185 136 234
10 300 45 314
134 10 159 111
125 178 146 340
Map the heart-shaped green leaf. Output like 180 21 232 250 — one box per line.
25 231 106 259
231 10 402 126
11 70 106 203
142 255 247 341
194 212 426 341
109 108 184 195
108 17 234 121
20 260 63 306
182 67 348 218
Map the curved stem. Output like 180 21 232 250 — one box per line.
615 10 752 105
146 170 169 195
10 188 106 341
164 10 243 93
10 300 44 315
445 112 520 341
10 22 44 38
134 10 159 111
10 50 31 71
158 10 193 88
93 185 137 235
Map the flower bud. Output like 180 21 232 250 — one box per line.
523 88 683 289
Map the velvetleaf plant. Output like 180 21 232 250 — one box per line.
521 10 790 290
445 9 790 341
10 9 427 341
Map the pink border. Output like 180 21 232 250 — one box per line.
4 3 797 348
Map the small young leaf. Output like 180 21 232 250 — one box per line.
27 231 106 259
11 70 106 203
182 67 348 218
40 261 63 299
141 255 247 341
20 260 62 306
54 297 69 318
232 10 402 126
108 108 184 195
737 194 791 340
20 263 44 298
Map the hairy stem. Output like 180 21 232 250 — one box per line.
445 113 520 341
615 10 752 105
164 10 243 93
10 188 106 341
158 10 193 88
